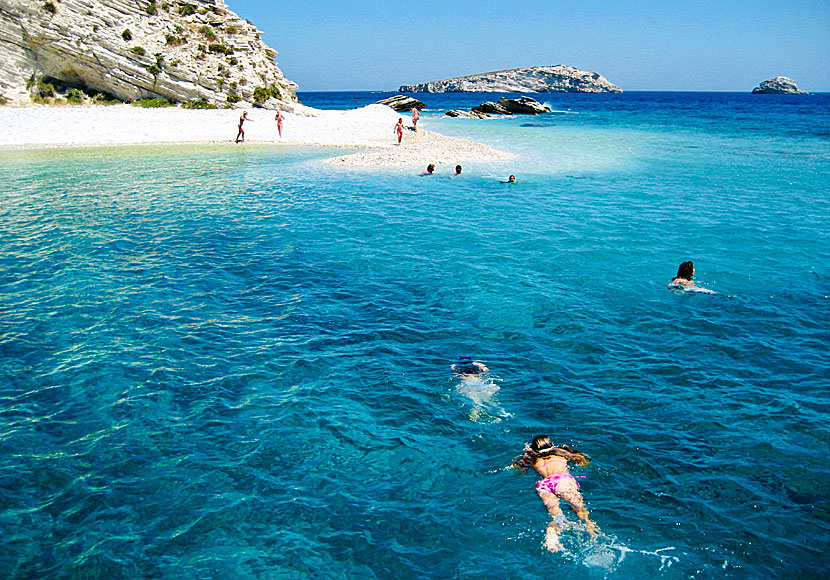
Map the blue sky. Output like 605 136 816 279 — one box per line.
227 1 829 92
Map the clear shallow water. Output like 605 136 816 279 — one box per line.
1 93 828 579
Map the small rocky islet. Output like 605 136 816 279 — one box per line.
751 76 808 94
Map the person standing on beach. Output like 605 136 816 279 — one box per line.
236 111 251 143
412 107 420 132
394 118 405 144
275 110 284 138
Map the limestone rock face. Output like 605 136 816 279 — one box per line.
751 76 807 94
400 65 621 93
0 0 299 109
376 94 426 111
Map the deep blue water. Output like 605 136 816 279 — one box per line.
1 92 828 579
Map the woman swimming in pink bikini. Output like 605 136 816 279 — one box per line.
512 435 599 552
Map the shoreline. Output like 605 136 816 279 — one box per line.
0 103 515 167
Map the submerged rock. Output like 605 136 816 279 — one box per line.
399 65 622 93
752 77 808 94
376 94 426 111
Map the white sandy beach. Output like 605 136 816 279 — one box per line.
0 103 514 167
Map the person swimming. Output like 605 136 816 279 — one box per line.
512 435 599 552
452 165 462 175
451 356 488 376
501 175 518 183
668 260 713 292
422 163 435 175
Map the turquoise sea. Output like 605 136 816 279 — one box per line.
1 92 828 579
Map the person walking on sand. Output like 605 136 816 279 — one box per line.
512 435 599 552
394 118 405 144
275 109 284 138
236 111 251 143
412 107 420 132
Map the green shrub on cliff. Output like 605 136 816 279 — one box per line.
181 99 217 109
132 98 172 108
66 89 86 104
131 46 146 56
122 29 132 41
198 25 216 41
253 85 281 103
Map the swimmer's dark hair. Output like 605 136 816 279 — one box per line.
511 435 590 473
676 261 694 280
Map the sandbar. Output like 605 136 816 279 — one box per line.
0 103 514 167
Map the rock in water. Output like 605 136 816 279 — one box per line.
497 96 551 114
376 94 426 111
472 101 513 115
445 109 488 119
470 96 550 116
399 65 621 93
751 77 808 94
0 0 299 109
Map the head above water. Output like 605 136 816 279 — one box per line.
427 164 435 173
676 261 695 280
511 435 590 472
455 165 462 174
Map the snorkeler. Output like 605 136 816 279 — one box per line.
452 356 488 376
512 435 598 552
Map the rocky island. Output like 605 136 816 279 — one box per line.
399 65 621 93
751 77 808 94
0 0 298 109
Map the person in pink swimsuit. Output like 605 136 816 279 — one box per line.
411 107 420 132
275 109 285 138
394 118 404 144
512 435 599 552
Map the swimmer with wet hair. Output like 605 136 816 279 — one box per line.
452 356 488 376
512 435 598 552
669 261 696 290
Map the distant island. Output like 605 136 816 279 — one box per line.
751 77 808 95
399 65 622 93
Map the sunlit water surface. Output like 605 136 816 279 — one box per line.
1 92 828 579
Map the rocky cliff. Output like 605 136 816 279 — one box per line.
0 0 298 109
751 76 807 94
399 65 621 93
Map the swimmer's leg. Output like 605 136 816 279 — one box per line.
558 484 599 537
538 490 566 552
